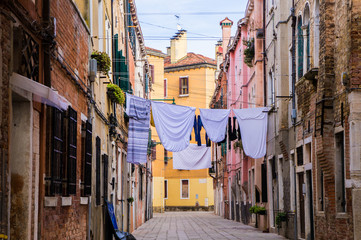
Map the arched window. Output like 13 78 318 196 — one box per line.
314 0 320 67
304 4 311 71
297 16 303 79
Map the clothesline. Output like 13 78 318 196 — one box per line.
125 93 268 169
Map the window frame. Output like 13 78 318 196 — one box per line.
180 179 189 199
179 76 189 96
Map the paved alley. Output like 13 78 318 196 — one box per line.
132 212 287 240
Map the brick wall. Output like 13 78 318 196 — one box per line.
41 0 90 239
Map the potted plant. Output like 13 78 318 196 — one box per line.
249 205 267 215
275 212 287 228
243 38 255 68
107 84 125 105
91 50 111 75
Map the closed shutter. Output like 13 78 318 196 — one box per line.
103 154 109 202
83 121 92 196
186 77 189 94
67 107 77 195
96 137 101 205
51 107 64 195
150 65 154 83
164 79 167 97
179 77 182 95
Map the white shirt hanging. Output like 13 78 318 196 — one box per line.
199 108 231 143
233 107 268 159
173 144 211 170
151 101 196 152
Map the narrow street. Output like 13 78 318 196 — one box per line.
132 212 286 240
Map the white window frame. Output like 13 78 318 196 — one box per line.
179 76 189 97
180 179 189 199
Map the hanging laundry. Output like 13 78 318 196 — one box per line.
125 93 151 164
151 101 196 152
199 108 231 142
173 144 211 170
228 117 238 141
197 115 203 146
233 107 268 159
237 121 241 141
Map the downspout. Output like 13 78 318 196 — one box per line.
263 0 267 107
291 1 298 239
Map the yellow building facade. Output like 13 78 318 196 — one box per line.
148 31 216 212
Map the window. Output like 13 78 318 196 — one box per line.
267 70 275 105
304 4 311 71
297 146 304 166
164 148 168 165
98 1 103 52
117 149 122 200
179 77 189 95
164 180 168 199
150 64 154 83
139 168 143 200
314 0 320 67
335 132 346 212
47 107 65 196
181 179 189 199
297 16 303 79
164 79 167 97
103 154 109 202
82 121 92 196
151 143 156 160
96 137 101 205
67 107 77 195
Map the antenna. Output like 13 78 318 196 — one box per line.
175 15 181 30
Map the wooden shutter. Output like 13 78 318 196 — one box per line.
96 137 101 205
83 121 92 196
67 107 77 195
179 77 182 94
51 107 64 195
186 77 189 94
139 168 143 200
164 79 167 97
103 154 109 202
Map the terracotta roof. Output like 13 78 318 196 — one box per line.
164 52 216 68
145 46 164 54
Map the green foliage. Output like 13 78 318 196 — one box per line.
233 140 243 152
107 84 125 105
243 38 255 68
275 212 287 228
127 197 134 204
91 50 111 75
249 205 266 215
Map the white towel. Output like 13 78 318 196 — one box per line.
151 101 196 152
233 107 268 159
173 144 211 170
199 109 231 142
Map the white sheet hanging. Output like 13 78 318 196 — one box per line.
233 107 268 158
151 101 196 152
173 144 211 170
199 108 231 142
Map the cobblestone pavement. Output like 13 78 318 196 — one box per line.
132 212 287 240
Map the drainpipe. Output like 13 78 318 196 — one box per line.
291 1 298 239
263 0 267 107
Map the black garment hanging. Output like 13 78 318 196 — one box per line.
237 121 241 141
228 117 237 141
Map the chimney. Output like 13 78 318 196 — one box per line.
166 46 171 56
220 17 233 59
170 30 187 63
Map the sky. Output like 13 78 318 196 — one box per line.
135 0 248 59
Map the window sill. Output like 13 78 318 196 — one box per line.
61 196 72 206
80 197 89 205
44 197 58 207
336 212 349 219
316 211 325 217
178 94 189 98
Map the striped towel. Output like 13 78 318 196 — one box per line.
126 93 150 164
